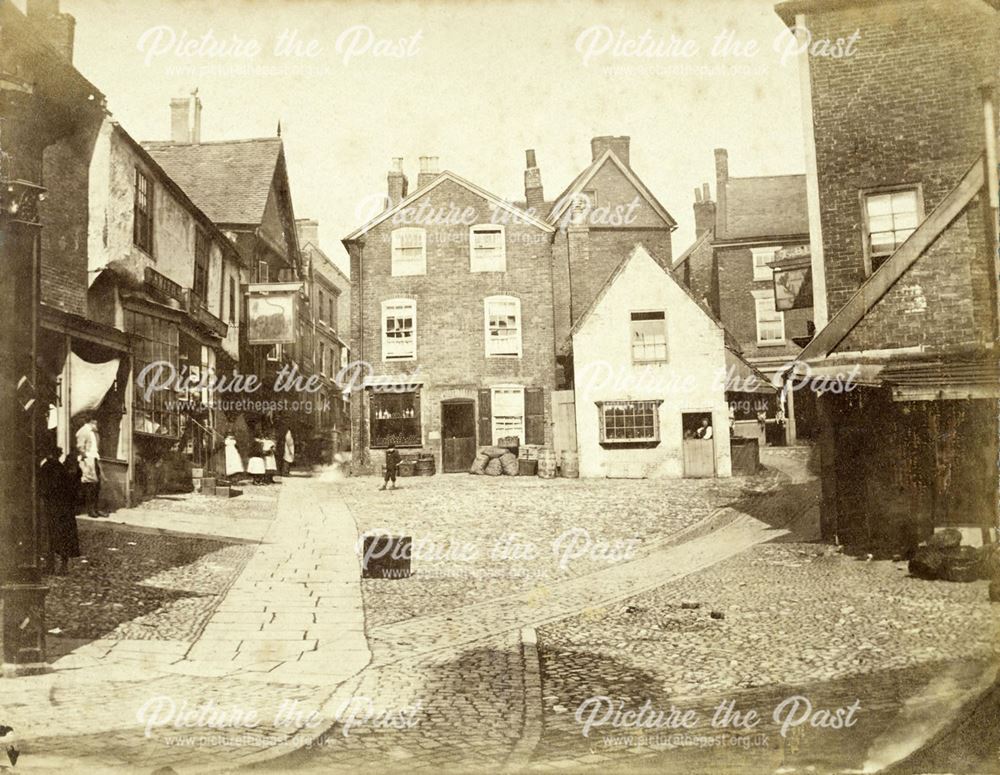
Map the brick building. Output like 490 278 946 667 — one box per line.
296 218 351 459
775 0 1000 550
344 138 680 475
343 162 557 474
674 150 815 441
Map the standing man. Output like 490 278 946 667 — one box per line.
695 417 714 440
282 428 295 476
380 445 400 491
76 417 106 517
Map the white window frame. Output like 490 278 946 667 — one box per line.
484 295 522 358
381 298 417 362
491 385 525 445
751 246 780 282
630 310 668 364
861 186 922 275
752 289 785 346
598 400 662 444
469 224 506 272
391 227 427 277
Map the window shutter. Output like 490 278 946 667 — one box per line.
477 388 492 445
525 386 545 445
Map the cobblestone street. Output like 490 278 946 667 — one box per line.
2 451 997 774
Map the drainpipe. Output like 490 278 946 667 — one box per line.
978 80 1000 541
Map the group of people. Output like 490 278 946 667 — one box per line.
224 428 295 486
37 416 105 575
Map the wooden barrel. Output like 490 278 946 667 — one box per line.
560 450 579 478
537 447 557 478
414 457 435 476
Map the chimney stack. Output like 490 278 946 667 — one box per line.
591 136 630 167
524 149 545 215
169 92 203 144
693 182 716 236
714 148 729 230
417 156 439 190
26 0 75 61
296 218 319 248
387 158 409 208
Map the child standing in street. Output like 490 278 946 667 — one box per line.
380 445 400 491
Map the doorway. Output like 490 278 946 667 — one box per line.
682 411 716 478
441 399 476 473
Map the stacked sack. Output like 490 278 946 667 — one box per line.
469 445 520 476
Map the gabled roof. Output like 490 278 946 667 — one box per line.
672 230 713 268
562 243 722 354
546 150 677 228
799 157 985 362
141 138 284 226
343 171 555 242
717 174 808 241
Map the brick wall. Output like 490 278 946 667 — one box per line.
40 117 102 315
807 0 1000 317
839 198 996 353
715 244 811 361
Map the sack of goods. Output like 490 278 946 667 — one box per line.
469 453 490 475
499 452 519 476
484 458 504 477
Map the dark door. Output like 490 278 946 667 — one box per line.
442 400 476 473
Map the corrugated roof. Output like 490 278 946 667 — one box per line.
881 360 1000 388
719 174 808 240
141 138 283 225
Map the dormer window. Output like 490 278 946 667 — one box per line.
391 228 426 276
470 225 506 272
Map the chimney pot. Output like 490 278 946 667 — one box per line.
416 156 439 189
170 97 191 143
702 182 710 201
387 158 409 208
590 136 630 167
714 148 729 182
694 187 702 203
524 149 544 214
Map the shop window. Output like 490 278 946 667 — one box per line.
598 400 661 444
370 389 421 448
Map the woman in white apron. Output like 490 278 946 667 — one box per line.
247 437 266 485
224 434 244 479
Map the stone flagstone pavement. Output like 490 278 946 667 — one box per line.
2 475 370 772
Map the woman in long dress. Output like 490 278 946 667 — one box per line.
224 434 244 479
247 438 266 485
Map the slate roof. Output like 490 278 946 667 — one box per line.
718 174 808 241
141 138 283 226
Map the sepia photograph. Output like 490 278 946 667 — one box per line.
0 0 998 772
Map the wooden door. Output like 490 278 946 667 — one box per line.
683 439 715 478
551 390 577 457
442 400 476 473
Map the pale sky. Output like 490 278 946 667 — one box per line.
47 0 806 272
